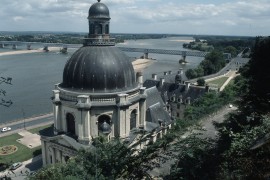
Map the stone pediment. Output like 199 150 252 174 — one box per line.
42 135 93 151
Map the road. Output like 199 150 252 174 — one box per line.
0 113 53 137
189 57 249 83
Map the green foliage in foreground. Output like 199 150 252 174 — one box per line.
31 139 159 180
184 86 235 122
167 37 270 179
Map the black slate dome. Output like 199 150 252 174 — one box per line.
60 46 137 93
88 1 110 19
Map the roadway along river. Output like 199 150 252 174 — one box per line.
0 36 204 124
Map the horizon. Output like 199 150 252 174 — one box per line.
0 0 269 37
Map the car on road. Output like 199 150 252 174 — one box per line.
10 162 23 170
1 127 11 132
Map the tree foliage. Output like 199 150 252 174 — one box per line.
185 50 226 79
31 139 159 180
196 78 205 86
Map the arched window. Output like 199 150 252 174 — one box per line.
66 113 75 135
105 24 109 34
90 24 95 34
97 115 111 131
95 24 102 34
130 110 137 130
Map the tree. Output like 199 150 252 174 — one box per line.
197 78 205 86
200 50 225 75
224 46 238 57
31 138 159 180
185 69 197 79
240 37 270 115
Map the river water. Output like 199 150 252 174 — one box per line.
0 36 203 124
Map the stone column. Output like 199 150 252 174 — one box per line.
139 87 147 127
41 140 47 166
51 147 56 164
53 90 61 135
117 94 128 137
77 95 91 143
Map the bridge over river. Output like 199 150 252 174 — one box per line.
0 41 231 61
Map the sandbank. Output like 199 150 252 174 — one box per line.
132 58 155 72
0 47 62 57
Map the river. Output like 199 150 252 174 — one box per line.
0 36 203 124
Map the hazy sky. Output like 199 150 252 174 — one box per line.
1 0 270 36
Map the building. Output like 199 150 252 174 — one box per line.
144 69 209 119
41 0 172 166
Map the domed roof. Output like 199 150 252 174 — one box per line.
60 46 137 93
99 122 111 134
88 1 110 19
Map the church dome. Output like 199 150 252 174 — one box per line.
88 1 110 19
60 46 137 93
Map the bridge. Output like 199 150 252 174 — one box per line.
118 47 209 60
0 41 231 61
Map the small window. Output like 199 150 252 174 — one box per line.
177 113 180 117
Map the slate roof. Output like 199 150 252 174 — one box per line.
144 80 206 103
145 86 172 131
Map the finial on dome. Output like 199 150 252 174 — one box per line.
97 0 101 2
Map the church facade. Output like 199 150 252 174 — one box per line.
41 0 172 166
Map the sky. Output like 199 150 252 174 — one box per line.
0 0 270 36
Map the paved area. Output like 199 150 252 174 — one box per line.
0 155 42 180
17 130 41 149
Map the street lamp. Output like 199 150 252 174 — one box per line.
21 108 26 129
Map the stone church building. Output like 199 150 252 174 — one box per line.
41 0 172 166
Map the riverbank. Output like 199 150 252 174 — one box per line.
0 47 62 57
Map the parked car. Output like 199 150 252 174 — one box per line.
1 127 11 132
10 162 22 170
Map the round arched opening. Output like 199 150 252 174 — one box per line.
97 115 111 131
130 109 137 130
66 113 75 136
105 24 109 34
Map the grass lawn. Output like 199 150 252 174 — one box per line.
0 124 53 166
207 77 229 88
0 134 41 165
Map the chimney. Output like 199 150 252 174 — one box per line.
185 81 190 92
152 73 157 80
159 78 165 88
164 72 168 76
136 72 143 85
